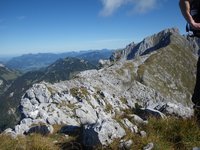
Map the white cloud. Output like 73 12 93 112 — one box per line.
132 0 157 14
100 0 165 16
99 0 128 16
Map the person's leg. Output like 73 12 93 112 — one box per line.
192 57 200 106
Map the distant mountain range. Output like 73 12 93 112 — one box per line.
6 49 114 72
40 57 97 83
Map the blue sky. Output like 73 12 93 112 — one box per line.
0 0 185 56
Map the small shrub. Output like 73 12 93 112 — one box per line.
105 103 113 113
120 97 127 104
70 87 89 99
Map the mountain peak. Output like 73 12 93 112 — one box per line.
110 27 182 62
0 64 5 68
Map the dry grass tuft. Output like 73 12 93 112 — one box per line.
107 117 200 150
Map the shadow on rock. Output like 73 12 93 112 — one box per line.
25 125 52 136
60 125 81 136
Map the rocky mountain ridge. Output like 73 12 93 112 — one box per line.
3 28 199 148
0 57 96 130
110 28 198 62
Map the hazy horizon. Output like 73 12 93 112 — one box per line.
0 48 116 62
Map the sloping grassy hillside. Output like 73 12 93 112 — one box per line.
137 42 196 105
0 66 21 95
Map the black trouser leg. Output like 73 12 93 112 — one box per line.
192 57 200 105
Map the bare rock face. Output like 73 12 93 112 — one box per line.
186 36 200 55
3 28 198 147
83 119 126 146
143 142 154 150
25 125 53 135
158 102 194 118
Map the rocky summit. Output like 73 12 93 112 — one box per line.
3 28 200 148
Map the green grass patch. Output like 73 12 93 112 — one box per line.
129 117 200 150
0 134 59 150
136 44 196 104
120 97 127 104
106 117 200 150
105 103 113 113
145 117 200 149
70 87 89 99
